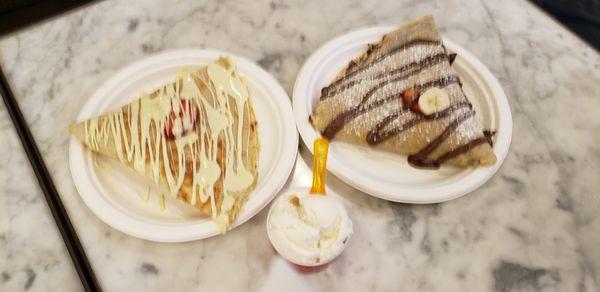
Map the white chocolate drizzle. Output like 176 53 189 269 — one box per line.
82 59 256 232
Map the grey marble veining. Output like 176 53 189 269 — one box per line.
0 0 598 291
0 100 82 291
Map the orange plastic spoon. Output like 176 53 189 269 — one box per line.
309 138 329 196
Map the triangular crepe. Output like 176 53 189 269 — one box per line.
311 16 496 168
70 57 260 232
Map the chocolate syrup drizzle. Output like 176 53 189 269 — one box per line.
320 39 441 98
318 37 495 169
407 111 475 168
366 101 473 145
322 52 450 99
322 76 459 139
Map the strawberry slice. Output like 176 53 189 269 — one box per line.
402 88 415 103
402 88 421 113
410 102 421 113
163 99 198 139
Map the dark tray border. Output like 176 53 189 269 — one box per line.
0 0 97 37
0 67 100 291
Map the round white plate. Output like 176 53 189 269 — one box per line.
69 49 298 242
293 26 512 203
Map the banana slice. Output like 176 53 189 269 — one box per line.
418 87 450 115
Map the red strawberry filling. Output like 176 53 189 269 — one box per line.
163 99 198 139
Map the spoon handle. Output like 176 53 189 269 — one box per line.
310 138 329 195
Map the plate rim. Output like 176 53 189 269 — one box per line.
292 26 512 204
69 48 298 242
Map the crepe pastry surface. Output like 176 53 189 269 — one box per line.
311 16 496 168
70 57 259 232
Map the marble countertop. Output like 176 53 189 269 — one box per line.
0 0 599 291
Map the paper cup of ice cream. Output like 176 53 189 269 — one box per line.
266 187 353 270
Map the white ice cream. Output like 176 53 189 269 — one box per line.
267 191 353 266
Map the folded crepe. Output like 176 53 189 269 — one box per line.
311 16 496 168
70 57 259 232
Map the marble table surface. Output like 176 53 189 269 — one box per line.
0 0 599 291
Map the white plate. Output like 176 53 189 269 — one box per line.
293 26 512 203
69 49 298 242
